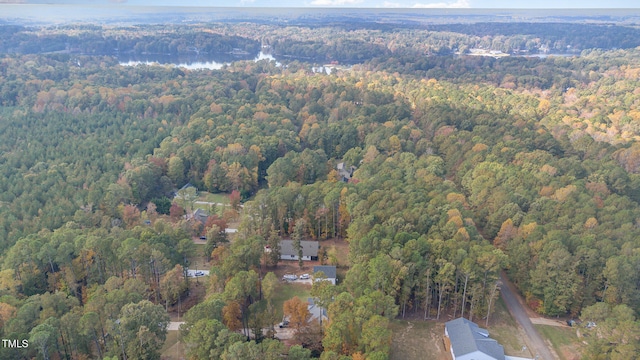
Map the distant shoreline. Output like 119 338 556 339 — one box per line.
2 5 640 26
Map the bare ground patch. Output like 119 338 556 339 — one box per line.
389 319 447 360
530 317 570 327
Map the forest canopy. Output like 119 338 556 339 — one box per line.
1 19 640 359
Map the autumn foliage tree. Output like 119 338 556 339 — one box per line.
222 301 243 332
283 296 311 333
169 203 185 221
122 204 141 228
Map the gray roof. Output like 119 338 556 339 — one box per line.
280 240 319 257
336 162 356 181
445 318 504 360
191 208 209 224
307 298 328 321
179 183 195 191
313 265 337 279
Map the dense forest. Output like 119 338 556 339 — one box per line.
1 20 640 360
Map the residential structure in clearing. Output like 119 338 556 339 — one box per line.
336 162 356 182
189 208 209 225
307 298 328 325
313 265 337 285
444 317 505 360
279 240 319 261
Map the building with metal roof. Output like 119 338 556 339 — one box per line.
313 265 337 285
444 318 505 360
279 240 319 261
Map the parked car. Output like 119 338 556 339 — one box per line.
282 274 297 281
195 271 205 276
278 320 289 328
300 274 310 279
199 236 207 240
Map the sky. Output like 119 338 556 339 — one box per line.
3 0 638 8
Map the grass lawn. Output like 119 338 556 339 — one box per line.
387 296 532 360
161 330 184 360
190 244 210 266
192 192 231 216
534 324 584 360
270 282 311 321
389 319 446 360
199 191 230 204
487 297 533 357
193 202 225 217
252 282 311 322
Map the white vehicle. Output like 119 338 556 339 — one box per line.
282 274 298 281
299 274 310 279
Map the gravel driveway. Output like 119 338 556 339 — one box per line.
500 273 557 360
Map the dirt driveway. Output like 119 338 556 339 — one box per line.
500 273 557 360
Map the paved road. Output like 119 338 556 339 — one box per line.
168 321 184 331
194 201 243 208
500 273 556 360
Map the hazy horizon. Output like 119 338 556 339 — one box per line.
2 0 639 9
2 5 640 25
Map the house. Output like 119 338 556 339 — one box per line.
187 208 209 225
307 298 328 325
178 183 195 192
313 265 337 285
336 162 356 182
444 318 505 360
279 240 319 261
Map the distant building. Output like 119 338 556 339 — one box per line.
279 240 319 261
336 162 356 182
178 183 195 192
444 318 505 360
313 265 337 285
189 208 209 225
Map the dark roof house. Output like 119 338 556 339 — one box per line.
190 208 209 225
444 318 505 360
279 240 319 261
336 162 356 182
313 265 337 285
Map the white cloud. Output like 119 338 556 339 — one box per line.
381 1 402 7
310 0 364 6
412 0 470 8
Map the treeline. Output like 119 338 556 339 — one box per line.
270 38 390 63
429 22 640 52
226 21 640 62
0 24 260 55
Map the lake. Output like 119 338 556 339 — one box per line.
119 51 281 70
